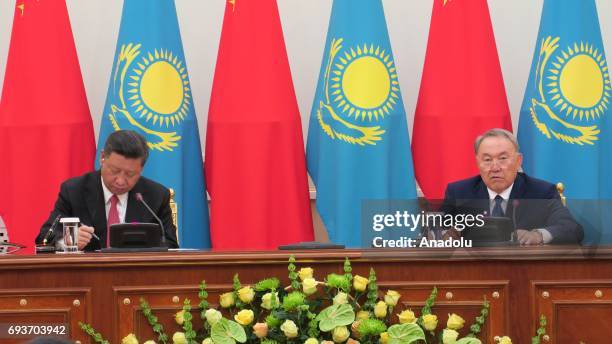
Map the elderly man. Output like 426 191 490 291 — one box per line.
442 128 583 245
36 130 178 251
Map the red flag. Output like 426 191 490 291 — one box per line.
412 0 512 199
0 0 95 253
205 0 314 249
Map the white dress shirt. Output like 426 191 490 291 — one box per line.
486 183 552 244
101 177 128 224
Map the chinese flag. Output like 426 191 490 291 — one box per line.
412 0 512 199
0 0 95 253
205 0 314 249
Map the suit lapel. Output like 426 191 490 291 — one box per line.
474 178 491 214
507 173 527 224
85 171 107 244
125 179 146 223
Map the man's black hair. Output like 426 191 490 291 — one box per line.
102 130 149 165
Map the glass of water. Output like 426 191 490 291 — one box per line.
60 217 80 253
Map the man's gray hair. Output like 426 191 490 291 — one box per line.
474 128 520 154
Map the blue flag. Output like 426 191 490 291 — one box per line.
306 0 417 248
518 0 612 244
97 0 210 248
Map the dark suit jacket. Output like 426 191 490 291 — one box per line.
442 172 583 244
36 170 178 251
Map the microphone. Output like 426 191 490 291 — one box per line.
42 214 62 245
135 192 167 247
511 200 519 242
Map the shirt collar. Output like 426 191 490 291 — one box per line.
101 176 129 205
487 183 514 201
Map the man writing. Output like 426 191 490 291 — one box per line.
442 128 583 245
36 130 178 251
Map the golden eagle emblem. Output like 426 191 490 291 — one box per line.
317 38 401 146
108 43 193 151
530 36 611 145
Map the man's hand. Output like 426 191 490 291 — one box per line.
516 229 543 245
78 225 95 250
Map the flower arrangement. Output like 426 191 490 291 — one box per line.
80 256 496 344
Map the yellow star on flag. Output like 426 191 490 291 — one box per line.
17 3 25 16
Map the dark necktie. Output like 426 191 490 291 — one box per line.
492 195 505 217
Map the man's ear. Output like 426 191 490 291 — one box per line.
99 151 106 166
517 153 523 168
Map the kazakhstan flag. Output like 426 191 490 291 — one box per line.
306 0 417 248
97 0 210 248
518 0 612 244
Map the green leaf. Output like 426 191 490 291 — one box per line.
387 323 425 344
456 338 482 344
211 318 247 344
228 320 247 343
315 304 355 332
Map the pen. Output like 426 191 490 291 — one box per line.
82 223 101 241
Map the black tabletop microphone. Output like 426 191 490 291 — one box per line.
511 200 520 242
135 192 167 247
42 214 62 245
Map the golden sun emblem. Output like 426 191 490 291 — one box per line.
108 43 193 152
530 36 611 145
318 38 399 145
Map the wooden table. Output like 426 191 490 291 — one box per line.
1 246 611 343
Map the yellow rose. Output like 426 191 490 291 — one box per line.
144 341 157 344
333 292 348 305
332 326 350 343
384 290 400 307
304 338 319 344
303 277 318 295
446 313 465 330
298 267 314 281
280 320 299 338
379 332 389 344
499 336 512 344
220 292 235 308
422 314 438 331
261 292 280 310
122 334 139 344
442 329 459 344
238 286 255 303
175 310 185 325
374 301 387 318
234 309 255 325
202 338 213 344
205 309 222 325
356 310 370 320
172 332 187 344
253 322 269 338
397 309 416 324
353 275 369 292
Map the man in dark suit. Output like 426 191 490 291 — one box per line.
36 130 178 251
442 128 583 245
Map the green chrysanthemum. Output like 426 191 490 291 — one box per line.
282 291 306 311
266 315 281 328
261 339 279 344
358 318 387 337
326 273 350 291
255 278 280 291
